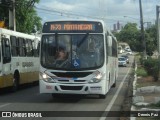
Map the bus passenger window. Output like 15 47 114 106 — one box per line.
26 39 33 57
10 36 19 56
2 38 11 64
18 38 26 56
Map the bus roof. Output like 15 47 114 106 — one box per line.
44 19 105 24
0 28 40 40
42 19 110 34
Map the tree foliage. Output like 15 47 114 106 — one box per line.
115 23 157 56
145 25 157 56
0 0 42 34
0 0 9 27
16 0 42 33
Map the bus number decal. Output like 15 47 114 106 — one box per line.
22 62 34 67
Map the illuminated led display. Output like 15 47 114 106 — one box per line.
50 24 94 31
43 21 103 33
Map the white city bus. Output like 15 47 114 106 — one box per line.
0 28 40 91
39 19 118 98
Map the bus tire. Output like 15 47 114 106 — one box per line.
112 76 116 88
99 94 106 99
12 72 19 92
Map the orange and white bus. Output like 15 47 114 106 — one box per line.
39 19 118 98
0 28 40 91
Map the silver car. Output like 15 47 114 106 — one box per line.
118 57 127 67
121 55 129 64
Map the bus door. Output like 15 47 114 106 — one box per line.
1 36 12 87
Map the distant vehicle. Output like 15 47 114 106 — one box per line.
118 46 123 54
39 19 118 99
125 47 130 51
0 28 40 91
126 50 133 55
121 55 129 64
118 57 127 67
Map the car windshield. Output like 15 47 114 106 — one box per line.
41 34 104 70
121 55 128 58
118 57 125 61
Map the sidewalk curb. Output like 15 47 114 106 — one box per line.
130 63 137 120
130 62 160 120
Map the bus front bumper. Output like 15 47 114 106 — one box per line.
39 79 105 95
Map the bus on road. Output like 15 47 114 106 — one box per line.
0 28 40 91
39 20 118 98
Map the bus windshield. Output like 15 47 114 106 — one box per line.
41 34 104 70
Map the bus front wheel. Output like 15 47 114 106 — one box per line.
12 73 19 92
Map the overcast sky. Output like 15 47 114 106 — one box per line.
36 0 160 30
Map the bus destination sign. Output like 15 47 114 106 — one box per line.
50 24 94 31
42 21 103 33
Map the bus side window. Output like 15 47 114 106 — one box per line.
112 37 117 57
10 36 19 56
26 39 33 57
18 37 26 56
36 42 40 57
33 41 40 57
2 38 11 64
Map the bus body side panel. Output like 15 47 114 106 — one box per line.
0 75 13 88
25 57 39 83
0 28 40 89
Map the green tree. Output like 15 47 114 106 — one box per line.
0 0 42 34
115 23 157 54
16 0 42 33
115 23 143 52
145 25 157 56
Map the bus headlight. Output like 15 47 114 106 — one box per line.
89 71 103 83
40 72 56 83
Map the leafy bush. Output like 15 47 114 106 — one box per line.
143 58 159 81
136 67 148 77
155 101 160 107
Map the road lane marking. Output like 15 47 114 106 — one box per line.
0 103 11 108
99 67 131 120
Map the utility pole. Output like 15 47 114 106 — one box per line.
139 0 146 59
9 0 16 31
156 5 160 81
157 6 160 53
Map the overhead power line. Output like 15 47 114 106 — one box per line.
35 5 129 24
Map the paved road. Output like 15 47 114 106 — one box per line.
0 55 134 120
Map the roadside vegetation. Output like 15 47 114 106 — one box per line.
135 54 160 108
114 23 157 56
137 53 159 81
0 0 42 33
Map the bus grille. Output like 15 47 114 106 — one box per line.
60 85 83 90
51 72 93 78
57 80 86 83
